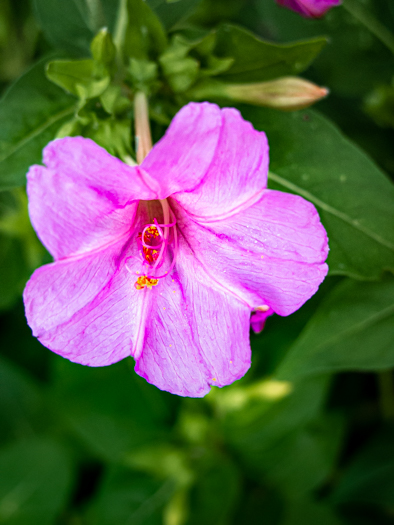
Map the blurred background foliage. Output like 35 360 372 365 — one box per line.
0 0 394 524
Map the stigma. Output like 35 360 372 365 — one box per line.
134 199 178 290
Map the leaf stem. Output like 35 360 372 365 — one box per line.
378 371 394 421
134 91 152 164
342 0 394 56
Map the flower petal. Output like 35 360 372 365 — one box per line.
142 103 268 218
23 237 146 366
27 137 157 260
141 102 222 198
134 242 251 397
172 108 269 220
173 189 328 316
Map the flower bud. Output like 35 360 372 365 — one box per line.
188 77 329 111
276 0 341 18
225 77 329 110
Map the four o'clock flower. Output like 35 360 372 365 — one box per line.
276 0 341 18
23 102 329 397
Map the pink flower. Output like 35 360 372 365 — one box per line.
23 102 328 397
276 0 341 18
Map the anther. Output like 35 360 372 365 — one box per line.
134 275 159 290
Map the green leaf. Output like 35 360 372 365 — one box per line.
46 59 110 99
49 359 175 462
331 428 394 508
282 499 344 525
0 358 42 445
33 0 120 56
0 438 73 525
276 277 394 380
0 235 27 311
187 454 240 525
255 414 345 496
214 24 327 83
217 376 330 469
146 0 201 30
240 106 394 279
87 466 175 525
0 59 76 191
124 0 167 60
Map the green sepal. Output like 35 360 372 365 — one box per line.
46 59 110 100
159 35 199 93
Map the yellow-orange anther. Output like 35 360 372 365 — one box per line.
134 275 159 290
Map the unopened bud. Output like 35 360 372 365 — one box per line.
225 77 329 110
188 77 329 111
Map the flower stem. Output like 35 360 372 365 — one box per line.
134 91 153 164
342 0 394 56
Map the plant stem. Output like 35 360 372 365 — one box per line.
342 0 394 56
134 91 152 164
378 371 394 421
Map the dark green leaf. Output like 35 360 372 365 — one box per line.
276 278 394 380
214 24 327 83
282 499 344 525
240 106 394 279
146 0 201 30
187 454 240 525
255 415 345 496
0 358 42 445
125 0 167 60
0 235 27 311
331 428 394 508
0 59 76 190
33 0 120 56
0 438 73 525
87 466 174 525
49 359 175 462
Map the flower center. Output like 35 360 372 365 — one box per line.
134 199 178 290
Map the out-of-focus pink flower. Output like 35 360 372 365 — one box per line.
276 0 341 18
23 102 329 397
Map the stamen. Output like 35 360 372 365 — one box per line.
134 275 159 290
134 199 178 290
